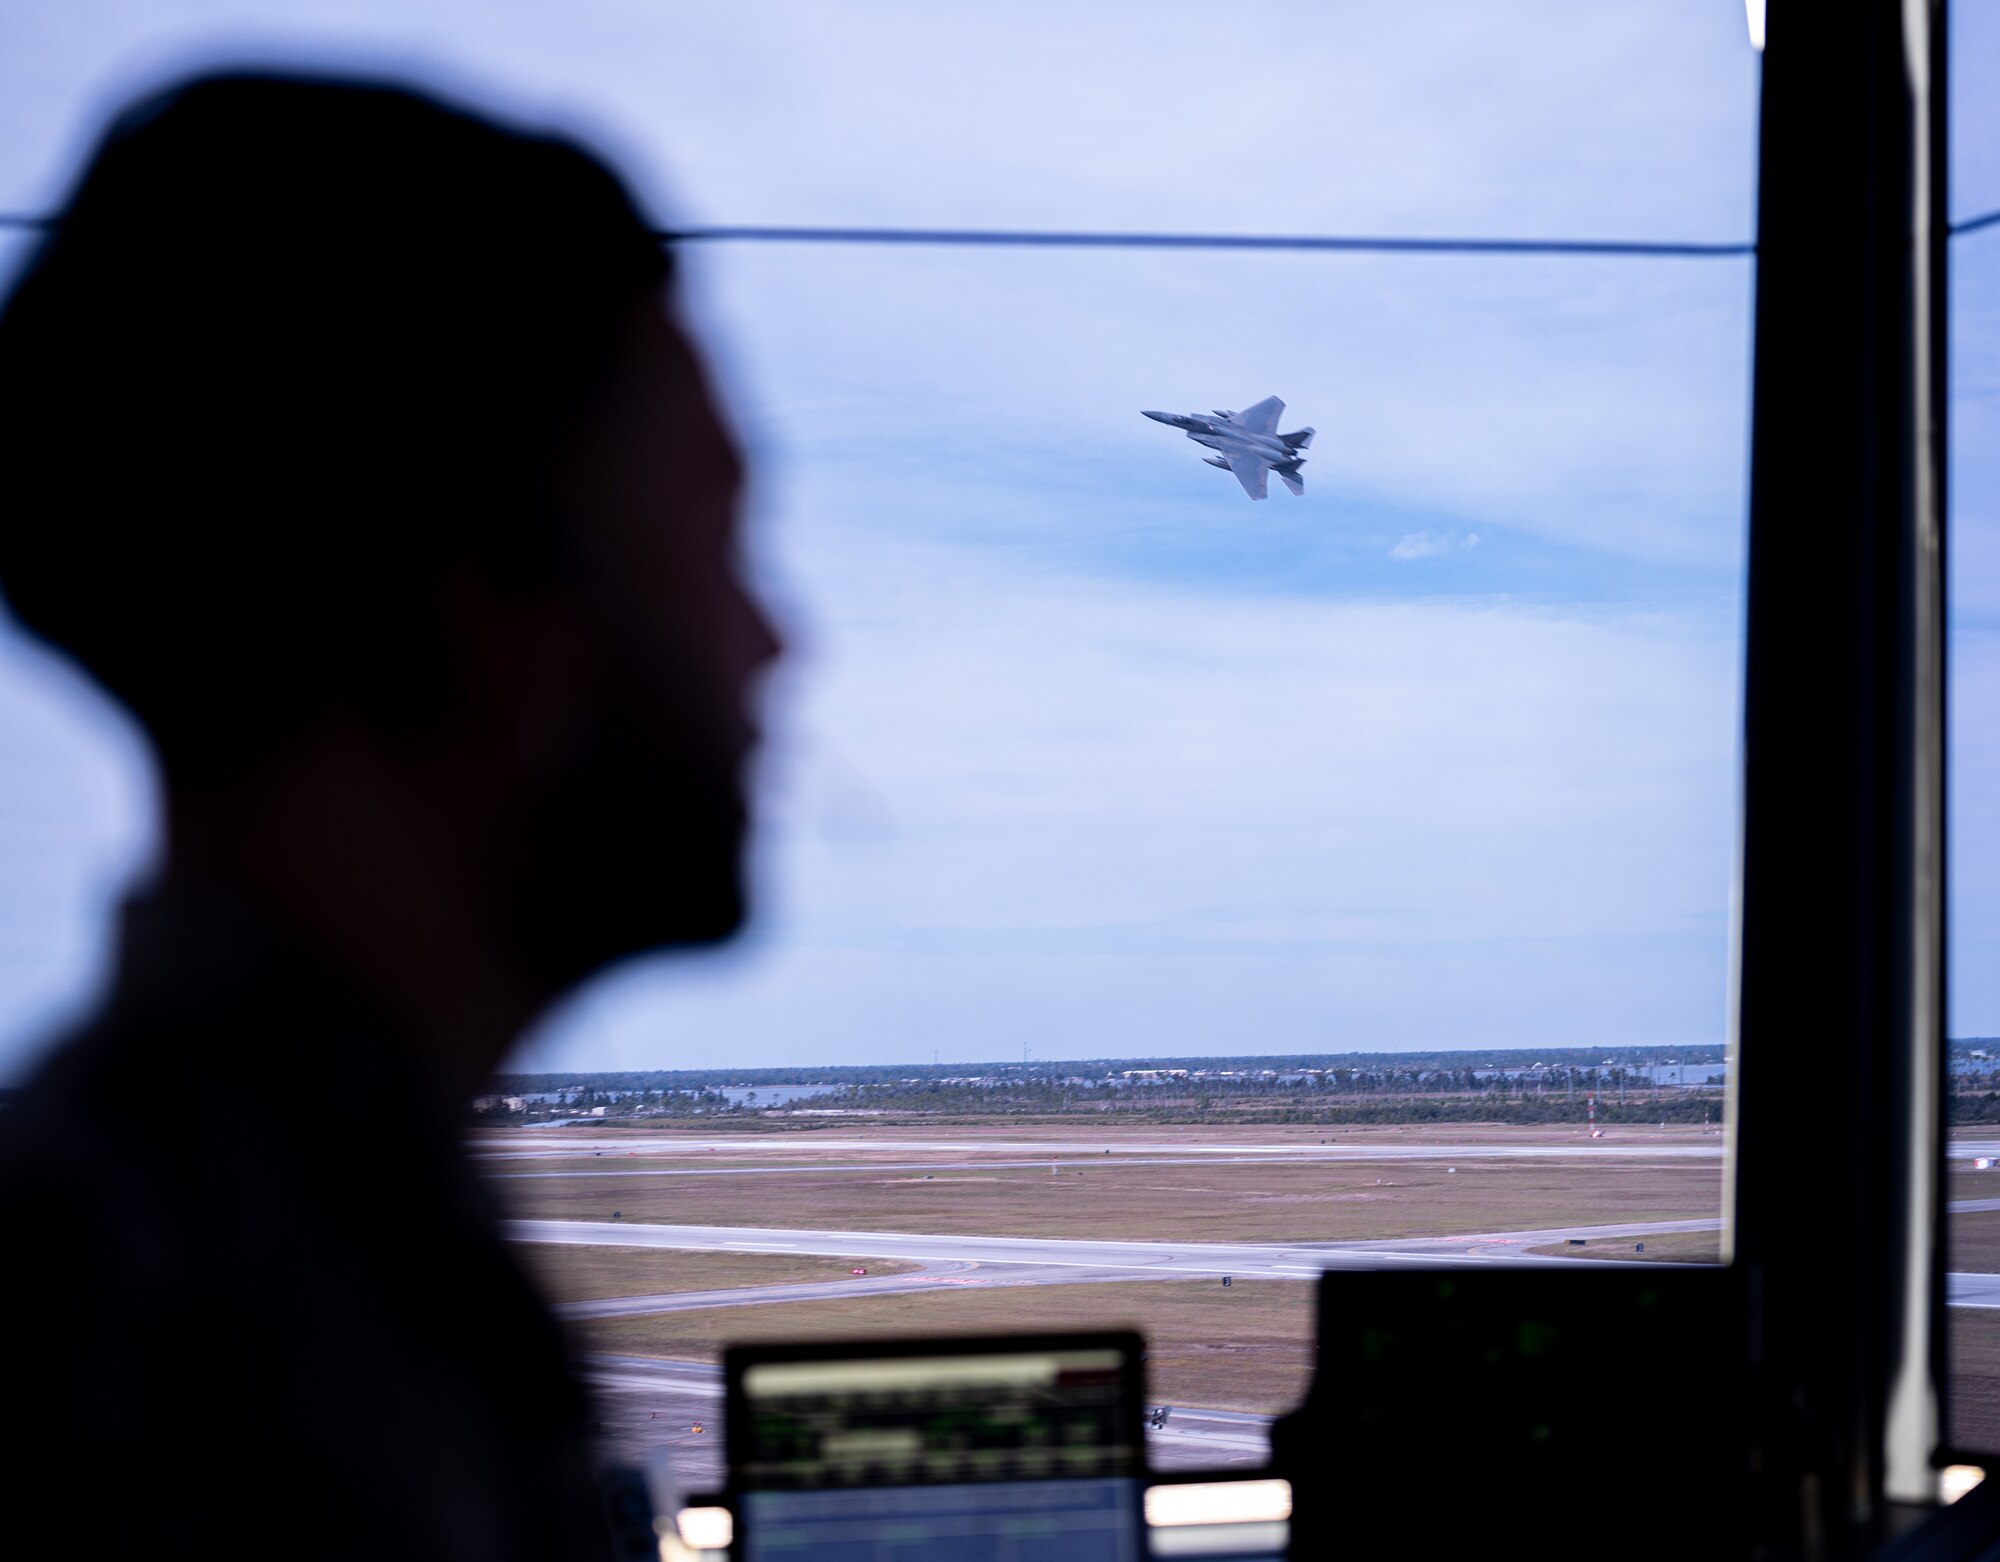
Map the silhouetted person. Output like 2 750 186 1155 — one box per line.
0 72 779 1558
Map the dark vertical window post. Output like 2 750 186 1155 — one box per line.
1733 0 1948 1541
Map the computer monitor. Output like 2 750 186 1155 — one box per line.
1272 1267 1747 1558
725 1332 1147 1562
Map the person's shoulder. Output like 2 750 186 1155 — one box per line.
0 1012 177 1415
0 1008 182 1226
1 890 325 1193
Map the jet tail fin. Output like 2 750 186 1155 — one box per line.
1280 427 1314 451
1275 460 1306 497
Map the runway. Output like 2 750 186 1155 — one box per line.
1952 1272 2000 1308
511 1216 1520 1281
512 1213 2000 1308
484 1131 2000 1159
489 1153 1702 1180
557 1257 993 1319
478 1133 1736 1162
578 1274 2000 1488
544 1199 2000 1481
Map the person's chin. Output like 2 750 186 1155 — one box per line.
655 850 748 950
592 816 746 958
520 774 751 989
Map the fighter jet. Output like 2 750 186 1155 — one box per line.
1142 396 1314 500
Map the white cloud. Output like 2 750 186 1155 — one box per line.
519 530 1744 1070
1388 530 1480 561
0 2 1761 238
41 3 2000 1075
0 6 1762 578
685 240 1754 575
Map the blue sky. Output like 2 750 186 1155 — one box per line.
0 3 1991 1076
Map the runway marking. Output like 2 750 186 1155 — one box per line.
478 1134 1730 1163
525 1206 2000 1330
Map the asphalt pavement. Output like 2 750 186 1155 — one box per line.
489 1153 1696 1180
479 1133 1735 1162
512 1216 1399 1281
537 1167 2000 1482
513 1209 2000 1308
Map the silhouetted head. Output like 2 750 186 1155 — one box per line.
0 72 779 992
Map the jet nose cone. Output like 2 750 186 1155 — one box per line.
1141 410 1174 424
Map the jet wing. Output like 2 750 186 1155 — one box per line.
1236 396 1284 435
1226 449 1269 500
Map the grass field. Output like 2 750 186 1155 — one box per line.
1949 1164 2000 1202
1952 1308 2000 1455
574 1279 1318 1416
1953 1212 2000 1275
497 1155 1722 1245
1523 1230 1722 1264
479 1125 2000 1441
514 1244 920 1303
1945 1215 2000 1453
1512 1200 1999 1271
478 1121 1722 1150
494 1125 2000 1428
495 1123 1722 1420
568 1266 2000 1428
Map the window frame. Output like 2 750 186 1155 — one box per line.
1729 0 1951 1531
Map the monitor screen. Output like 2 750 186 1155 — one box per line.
727 1334 1145 1562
